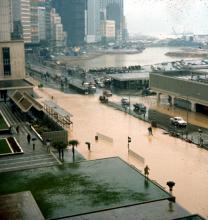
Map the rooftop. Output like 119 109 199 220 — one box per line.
0 157 171 219
0 79 33 90
109 71 149 81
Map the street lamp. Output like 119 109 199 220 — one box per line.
32 137 37 151
128 136 131 150
46 139 51 153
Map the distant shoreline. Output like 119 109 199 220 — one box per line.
165 51 208 58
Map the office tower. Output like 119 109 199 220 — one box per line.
0 0 12 41
12 0 31 43
86 0 101 43
50 8 67 48
101 0 124 41
30 0 46 43
52 0 87 46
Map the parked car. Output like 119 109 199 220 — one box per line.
103 90 112 97
133 103 146 112
121 98 130 106
170 116 187 127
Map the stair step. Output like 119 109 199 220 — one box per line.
0 161 58 173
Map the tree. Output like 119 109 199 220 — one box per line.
53 141 67 161
68 139 79 161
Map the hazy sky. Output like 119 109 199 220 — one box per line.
124 0 208 37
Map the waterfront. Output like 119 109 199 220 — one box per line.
61 47 200 69
36 87 208 219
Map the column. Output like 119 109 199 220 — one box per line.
191 101 196 112
157 92 161 104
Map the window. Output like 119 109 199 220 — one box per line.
2 47 11 76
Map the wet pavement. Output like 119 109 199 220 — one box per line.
0 191 44 220
35 87 208 219
0 157 171 219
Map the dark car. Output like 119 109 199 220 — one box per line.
133 103 146 112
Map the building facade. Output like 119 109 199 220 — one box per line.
101 20 115 42
30 0 46 44
150 71 208 115
52 0 87 46
0 0 12 41
50 8 67 48
100 0 123 42
12 0 31 43
86 0 101 43
0 41 26 80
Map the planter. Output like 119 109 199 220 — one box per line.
0 110 11 134
0 137 23 156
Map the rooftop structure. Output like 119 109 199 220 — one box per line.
150 68 208 114
109 71 149 89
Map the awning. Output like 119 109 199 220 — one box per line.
10 91 43 112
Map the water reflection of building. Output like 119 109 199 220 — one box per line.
150 69 208 115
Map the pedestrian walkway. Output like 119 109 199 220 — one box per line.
0 102 59 172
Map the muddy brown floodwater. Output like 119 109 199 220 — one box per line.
36 87 208 219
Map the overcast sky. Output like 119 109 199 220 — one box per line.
124 0 208 37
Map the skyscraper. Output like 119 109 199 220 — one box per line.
100 0 124 41
30 0 46 43
52 0 87 46
0 0 12 41
12 0 31 43
86 0 101 43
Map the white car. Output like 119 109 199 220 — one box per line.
170 117 187 127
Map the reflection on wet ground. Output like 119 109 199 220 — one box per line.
36 87 208 219
0 158 170 219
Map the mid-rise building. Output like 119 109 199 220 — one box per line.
101 20 115 42
52 0 87 46
0 0 12 41
12 0 31 43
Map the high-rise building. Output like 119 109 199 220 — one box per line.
0 0 12 41
50 8 67 48
52 0 87 46
86 0 101 43
12 0 31 43
100 0 124 42
45 0 52 43
30 0 46 44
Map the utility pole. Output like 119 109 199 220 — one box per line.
186 95 189 139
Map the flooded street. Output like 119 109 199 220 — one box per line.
36 87 208 218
